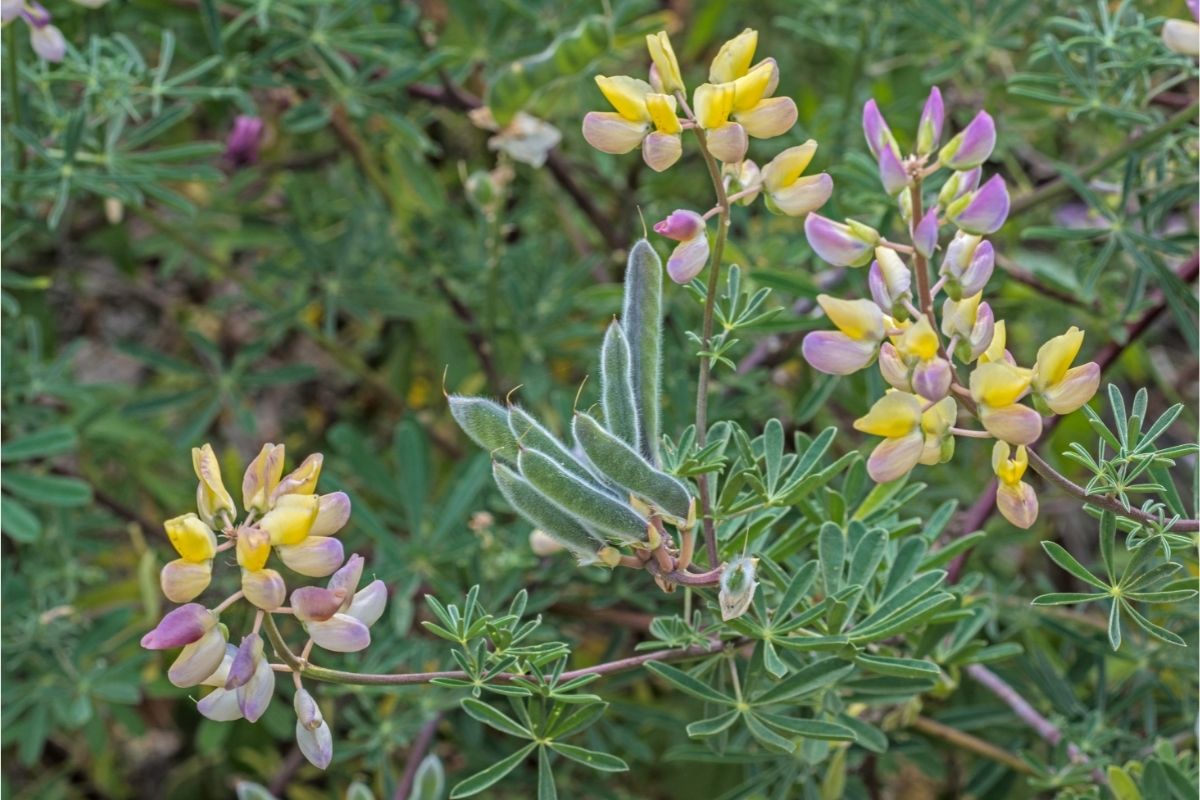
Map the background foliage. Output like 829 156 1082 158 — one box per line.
2 1 1197 798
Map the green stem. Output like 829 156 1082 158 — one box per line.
690 126 730 569
908 177 934 321
263 611 733 687
1010 103 1198 217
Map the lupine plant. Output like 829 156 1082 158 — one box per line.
4 3 1199 799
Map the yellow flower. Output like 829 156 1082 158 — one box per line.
979 319 1008 364
992 442 1038 529
242 443 285 513
160 512 219 603
919 397 957 466
259 493 320 546
819 294 885 342
709 28 758 84
897 315 939 362
1032 327 1100 415
192 443 235 526
854 391 926 483
165 513 218 561
646 31 684 93
760 141 833 217
694 82 736 129
583 75 682 171
969 362 1042 445
595 75 652 122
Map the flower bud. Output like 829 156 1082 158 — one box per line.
242 443 285 513
718 555 758 621
912 208 939 260
937 166 981 207
804 214 879 267
30 23 66 63
916 87 944 155
294 688 324 731
1163 18 1200 56
947 175 1009 235
192 443 236 527
877 144 910 195
224 115 264 169
295 704 333 769
862 99 897 161
141 603 217 650
646 32 684 94
654 209 705 242
965 301 995 361
939 110 996 169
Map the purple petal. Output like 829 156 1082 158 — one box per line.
292 586 348 623
877 145 909 195
225 115 264 168
667 235 710 284
642 131 682 172
913 209 939 260
866 432 925 483
141 603 215 650
296 720 333 769
878 343 912 391
168 627 228 688
310 492 351 537
347 580 387 628
980 403 1043 445
941 110 996 169
913 358 952 401
241 567 287 611
225 634 261 690
951 175 1009 235
276 535 346 578
862 99 895 160
960 239 994 296
307 613 371 653
804 213 876 267
801 330 878 375
327 553 364 603
294 688 323 730
705 122 748 163
197 687 243 721
653 209 705 242
236 653 275 723
917 87 944 154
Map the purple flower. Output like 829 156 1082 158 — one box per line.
653 209 705 242
877 145 910 196
940 110 996 170
948 175 1010 235
804 213 879 267
141 603 216 650
916 87 944 155
912 208 939 260
862 99 897 161
225 115 264 168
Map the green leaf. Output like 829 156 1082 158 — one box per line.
755 713 856 741
346 780 374 800
0 495 41 542
1099 510 1117 583
743 712 797 753
537 747 557 800
1108 601 1123 650
1031 592 1106 606
234 782 278 800
644 662 735 705
460 699 531 739
835 713 888 752
685 709 741 738
819 523 845 594
855 654 940 679
753 658 853 706
621 240 663 463
2 426 78 462
548 743 629 772
1041 541 1108 589
544 701 607 740
3 472 93 507
1122 601 1186 646
408 754 445 800
762 640 788 679
1126 590 1198 603
449 742 536 798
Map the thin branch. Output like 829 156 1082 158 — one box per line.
910 715 1034 775
393 711 444 800
264 612 731 687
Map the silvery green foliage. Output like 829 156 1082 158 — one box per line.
450 239 689 559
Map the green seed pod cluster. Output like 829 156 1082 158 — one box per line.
487 16 609 126
448 238 690 565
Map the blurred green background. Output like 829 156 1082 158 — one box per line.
2 0 1196 797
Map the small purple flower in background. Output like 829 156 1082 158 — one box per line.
1163 0 1199 56
653 209 710 284
225 115 265 168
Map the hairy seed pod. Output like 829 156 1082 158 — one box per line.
573 412 691 519
599 322 640 451
507 405 606 488
449 396 518 463
621 240 664 464
494 463 607 560
517 449 648 545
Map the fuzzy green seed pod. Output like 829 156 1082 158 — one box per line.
507 405 605 489
449 396 518 463
517 448 648 545
621 240 663 465
600 321 640 451
573 411 691 519
493 462 607 561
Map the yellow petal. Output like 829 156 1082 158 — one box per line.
236 526 272 572
940 292 981 339
899 315 939 361
646 32 684 93
709 28 758 83
192 443 235 525
645 92 681 134
272 453 323 503
970 361 1031 408
1033 326 1084 390
164 512 219 561
991 441 1028 484
817 294 884 342
259 493 320 546
979 319 1007 364
595 75 652 122
762 140 817 192
921 396 957 436
735 96 796 139
693 82 735 129
242 443 285 513
730 60 774 112
853 391 923 439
